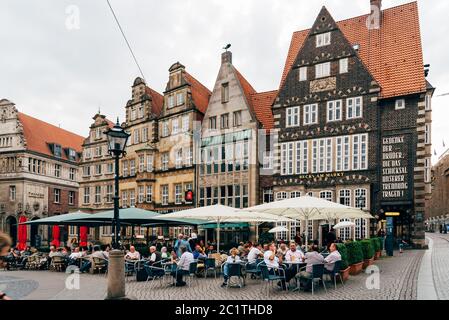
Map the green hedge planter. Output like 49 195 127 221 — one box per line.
361 240 375 268
336 243 350 281
346 241 364 275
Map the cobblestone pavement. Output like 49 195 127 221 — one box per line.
1 248 425 300
425 233 449 300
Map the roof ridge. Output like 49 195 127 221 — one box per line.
18 112 84 139
185 71 212 95
291 1 417 35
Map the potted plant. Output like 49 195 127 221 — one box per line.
336 243 350 281
371 238 381 260
361 239 375 268
346 241 364 275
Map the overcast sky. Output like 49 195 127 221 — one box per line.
1 0 447 163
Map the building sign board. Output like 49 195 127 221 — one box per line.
381 135 413 201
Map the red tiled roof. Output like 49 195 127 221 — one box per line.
235 68 257 107
185 72 212 114
18 113 84 161
145 86 164 116
280 2 426 99
250 90 277 130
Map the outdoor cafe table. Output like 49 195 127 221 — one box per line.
283 261 307 292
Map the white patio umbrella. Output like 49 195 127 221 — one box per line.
333 221 356 229
333 220 357 241
156 204 293 252
268 226 288 233
244 196 374 246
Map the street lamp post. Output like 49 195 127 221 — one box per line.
104 118 130 300
105 118 130 249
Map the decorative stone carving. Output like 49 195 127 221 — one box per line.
310 77 336 93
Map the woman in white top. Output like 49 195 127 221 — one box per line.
221 248 241 287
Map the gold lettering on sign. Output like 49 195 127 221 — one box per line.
310 77 336 93
381 136 409 199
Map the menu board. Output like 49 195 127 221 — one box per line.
381 135 413 201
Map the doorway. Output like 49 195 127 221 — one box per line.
30 217 39 247
321 224 330 247
6 215 17 246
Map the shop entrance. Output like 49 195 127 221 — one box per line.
6 215 17 246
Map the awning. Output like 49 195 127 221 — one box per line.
200 223 249 230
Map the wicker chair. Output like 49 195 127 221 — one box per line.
92 257 108 274
50 256 66 272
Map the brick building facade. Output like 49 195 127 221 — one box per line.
0 99 83 246
271 1 433 247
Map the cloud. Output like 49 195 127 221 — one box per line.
0 0 447 163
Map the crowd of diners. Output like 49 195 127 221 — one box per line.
1 228 343 292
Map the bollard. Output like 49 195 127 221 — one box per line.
106 249 126 300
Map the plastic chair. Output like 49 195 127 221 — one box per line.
144 264 166 289
223 262 244 289
186 261 198 287
300 263 327 295
244 260 262 280
259 263 287 296
324 260 344 290
204 258 217 278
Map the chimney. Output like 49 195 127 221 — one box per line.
369 0 382 29
370 0 382 11
221 51 232 65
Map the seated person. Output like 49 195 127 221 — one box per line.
161 247 170 260
285 242 305 263
171 246 194 287
68 247 83 265
277 243 288 257
148 246 162 266
221 248 241 287
80 246 108 273
297 245 325 290
247 243 263 265
324 243 342 272
264 243 296 290
125 246 141 260
102 245 111 259
193 245 207 260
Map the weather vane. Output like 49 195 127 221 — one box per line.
223 44 231 52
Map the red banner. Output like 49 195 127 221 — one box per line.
51 225 60 247
80 226 88 247
17 216 28 250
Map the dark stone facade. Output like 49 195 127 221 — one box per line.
272 7 430 246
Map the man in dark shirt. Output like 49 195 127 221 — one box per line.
326 228 337 249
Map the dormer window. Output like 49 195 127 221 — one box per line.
54 144 62 158
68 148 77 161
316 32 331 48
